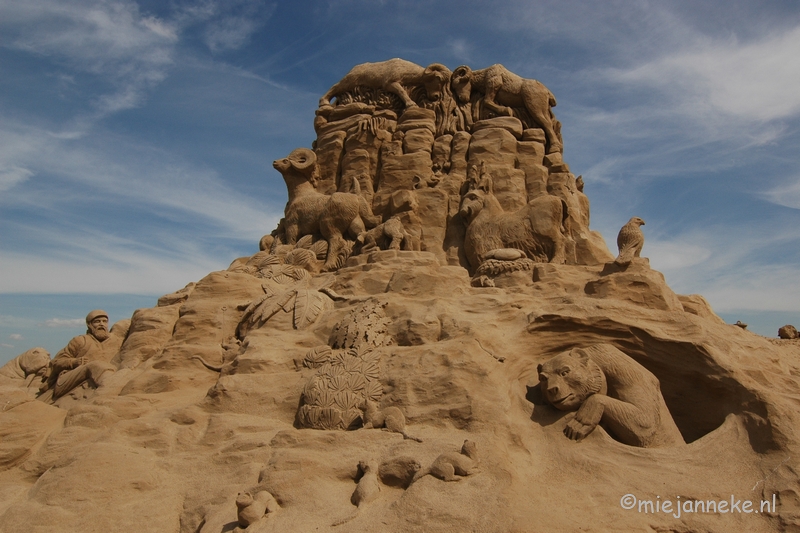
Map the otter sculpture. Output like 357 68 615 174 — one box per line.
537 344 684 448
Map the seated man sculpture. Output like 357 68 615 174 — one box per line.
39 310 128 400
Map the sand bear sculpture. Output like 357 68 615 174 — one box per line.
273 148 381 271
537 344 685 448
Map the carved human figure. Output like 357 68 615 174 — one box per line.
614 217 645 266
451 64 562 153
319 59 451 108
39 310 128 400
537 344 685 448
459 166 568 269
274 147 381 271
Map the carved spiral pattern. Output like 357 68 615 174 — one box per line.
297 301 393 430
475 257 536 277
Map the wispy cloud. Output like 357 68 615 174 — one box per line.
762 175 800 210
8 334 22 340
0 166 33 192
171 0 275 53
0 248 222 294
447 39 471 64
611 26 800 123
0 118 280 239
40 318 84 328
646 224 800 312
0 0 178 118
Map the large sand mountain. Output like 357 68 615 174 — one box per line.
1 59 799 533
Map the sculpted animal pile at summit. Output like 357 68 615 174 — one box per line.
271 58 613 278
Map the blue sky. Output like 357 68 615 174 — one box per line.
2 0 800 362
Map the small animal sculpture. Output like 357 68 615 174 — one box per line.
360 400 423 442
451 64 562 153
412 440 480 483
192 338 241 372
274 148 381 271
0 347 50 382
319 59 451 108
537 344 685 448
459 168 567 269
332 460 381 527
614 216 645 266
778 324 798 339
236 490 278 529
378 456 422 488
356 216 414 252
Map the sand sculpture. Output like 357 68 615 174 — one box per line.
38 310 129 401
0 347 50 395
356 215 416 252
537 344 685 448
779 324 798 339
235 490 279 529
331 459 382 526
614 216 646 266
451 64 562 153
411 439 480 483
460 163 568 270
360 399 423 442
2 59 800 533
274 147 381 271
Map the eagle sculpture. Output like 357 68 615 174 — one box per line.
614 217 645 266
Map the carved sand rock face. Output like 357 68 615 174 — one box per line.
537 344 685 448
296 301 391 430
2 59 800 533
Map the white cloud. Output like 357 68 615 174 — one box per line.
610 25 800 123
41 318 84 328
0 119 280 240
205 16 260 52
0 0 178 117
8 334 22 340
0 166 33 192
762 176 800 210
447 39 472 64
1 343 14 349
171 0 274 53
0 247 223 294
646 240 712 270
643 225 800 312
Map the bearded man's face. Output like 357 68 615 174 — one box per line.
89 317 110 341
